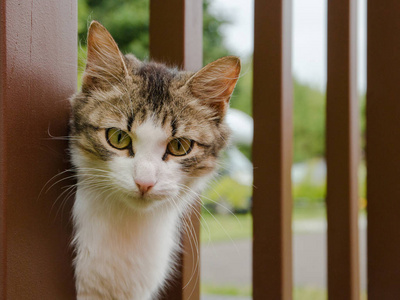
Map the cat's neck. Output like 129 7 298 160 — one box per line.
72 187 184 299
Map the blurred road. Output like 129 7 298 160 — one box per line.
201 217 367 297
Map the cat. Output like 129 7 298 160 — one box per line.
69 20 240 300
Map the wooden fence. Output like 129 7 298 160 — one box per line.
1 0 400 299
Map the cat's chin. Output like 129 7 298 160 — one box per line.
118 191 177 213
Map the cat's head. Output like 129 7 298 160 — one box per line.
70 21 240 212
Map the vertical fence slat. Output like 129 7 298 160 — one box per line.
326 0 360 299
367 1 400 299
149 1 202 299
252 0 293 299
0 0 77 298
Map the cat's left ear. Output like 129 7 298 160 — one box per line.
187 56 241 116
82 21 133 90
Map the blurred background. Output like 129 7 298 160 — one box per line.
77 0 367 299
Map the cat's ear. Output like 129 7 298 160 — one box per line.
187 56 241 116
82 21 132 90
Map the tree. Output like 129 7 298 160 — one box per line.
293 80 325 162
78 0 229 64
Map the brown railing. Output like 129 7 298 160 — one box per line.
252 0 293 298
326 0 360 299
367 0 400 298
1 0 400 299
0 1 77 299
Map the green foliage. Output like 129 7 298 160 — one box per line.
78 0 230 64
78 0 90 35
293 80 325 162
229 60 253 116
359 160 366 201
202 1 230 64
202 176 251 211
78 0 150 59
359 93 366 152
227 60 253 161
293 160 326 204
293 181 326 204
236 144 252 161
77 46 87 84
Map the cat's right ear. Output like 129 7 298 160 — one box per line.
82 21 135 90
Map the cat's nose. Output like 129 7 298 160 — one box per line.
135 179 155 194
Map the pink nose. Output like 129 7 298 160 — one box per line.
135 179 155 194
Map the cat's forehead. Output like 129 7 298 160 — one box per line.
135 117 168 139
136 62 176 102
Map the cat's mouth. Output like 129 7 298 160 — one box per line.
112 185 177 210
136 192 153 201
122 193 172 212
129 190 168 204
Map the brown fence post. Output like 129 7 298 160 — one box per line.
0 0 77 299
149 0 202 299
326 0 360 299
367 1 400 299
252 0 293 299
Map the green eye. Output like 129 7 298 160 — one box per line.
167 138 193 156
106 128 131 149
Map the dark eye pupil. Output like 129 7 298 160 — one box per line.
118 132 122 143
177 142 182 150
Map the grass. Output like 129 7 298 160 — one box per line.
202 284 366 300
200 212 251 244
293 203 326 220
200 204 327 243
201 283 251 297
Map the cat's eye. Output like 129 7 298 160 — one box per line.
106 128 132 150
167 138 193 156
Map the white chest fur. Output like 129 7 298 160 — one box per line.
72 188 182 300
